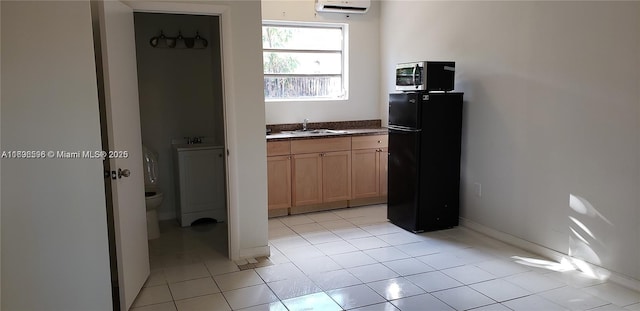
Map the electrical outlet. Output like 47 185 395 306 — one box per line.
474 182 482 197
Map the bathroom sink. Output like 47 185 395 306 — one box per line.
173 143 222 151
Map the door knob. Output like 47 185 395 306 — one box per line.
118 168 131 178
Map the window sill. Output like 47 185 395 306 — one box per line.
265 97 349 103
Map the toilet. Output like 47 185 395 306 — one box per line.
143 145 162 240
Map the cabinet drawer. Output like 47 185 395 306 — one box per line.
267 140 291 156
291 137 351 154
351 135 388 150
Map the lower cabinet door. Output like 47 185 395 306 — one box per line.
292 153 323 206
351 148 379 199
267 155 291 210
322 151 351 202
379 147 388 196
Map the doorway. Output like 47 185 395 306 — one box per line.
100 2 258 310
132 12 229 256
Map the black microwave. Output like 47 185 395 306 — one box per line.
396 61 455 92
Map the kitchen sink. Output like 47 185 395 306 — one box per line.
283 129 349 135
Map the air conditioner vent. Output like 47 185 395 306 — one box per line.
322 5 367 12
315 0 371 14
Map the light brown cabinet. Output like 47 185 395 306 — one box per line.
267 133 387 216
290 151 354 208
267 141 291 217
351 135 388 205
291 153 322 206
352 148 380 198
267 156 291 210
322 150 352 202
379 147 388 196
291 137 351 214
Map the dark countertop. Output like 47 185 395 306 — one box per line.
266 128 388 141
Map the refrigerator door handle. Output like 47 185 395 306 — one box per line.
388 125 421 132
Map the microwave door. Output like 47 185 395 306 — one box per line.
396 67 413 87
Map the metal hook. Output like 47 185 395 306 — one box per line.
149 30 166 47
194 32 208 48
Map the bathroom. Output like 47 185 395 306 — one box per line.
133 12 228 255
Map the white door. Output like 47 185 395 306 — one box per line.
96 1 150 310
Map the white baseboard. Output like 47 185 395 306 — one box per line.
460 217 640 293
238 245 271 260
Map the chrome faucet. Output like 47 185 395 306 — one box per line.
303 118 309 131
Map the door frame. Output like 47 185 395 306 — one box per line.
122 1 240 259
90 2 120 307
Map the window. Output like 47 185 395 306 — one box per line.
262 22 347 101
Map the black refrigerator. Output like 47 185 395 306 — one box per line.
387 91 463 233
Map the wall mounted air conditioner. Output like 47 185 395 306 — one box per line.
315 0 371 14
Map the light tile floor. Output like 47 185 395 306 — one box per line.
132 204 640 311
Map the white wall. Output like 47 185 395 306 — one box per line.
262 0 381 125
134 12 225 220
220 0 270 258
381 1 640 282
1 2 113 310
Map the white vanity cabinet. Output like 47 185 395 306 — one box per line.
173 144 226 227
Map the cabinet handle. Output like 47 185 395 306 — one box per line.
377 140 381 143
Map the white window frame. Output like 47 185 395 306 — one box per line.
262 20 349 102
